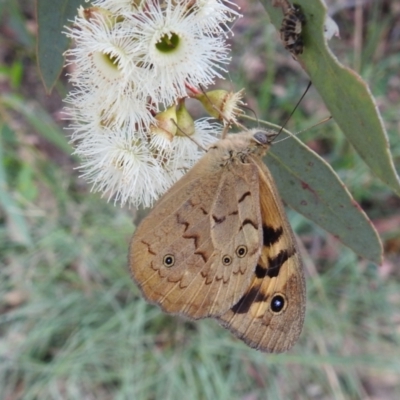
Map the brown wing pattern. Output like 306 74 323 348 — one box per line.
217 157 306 353
129 153 263 319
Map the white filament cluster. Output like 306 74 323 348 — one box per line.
64 0 240 207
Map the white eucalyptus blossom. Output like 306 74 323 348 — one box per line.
188 0 241 35
74 127 172 207
65 15 137 87
64 15 159 129
64 0 240 207
90 0 143 14
125 1 231 105
64 86 156 135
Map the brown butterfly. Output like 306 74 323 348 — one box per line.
129 129 305 353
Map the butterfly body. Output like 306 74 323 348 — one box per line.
129 130 306 352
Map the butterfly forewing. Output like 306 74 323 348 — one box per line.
129 142 263 319
217 157 306 353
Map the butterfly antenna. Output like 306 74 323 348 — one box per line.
273 115 333 144
275 80 312 141
294 116 333 135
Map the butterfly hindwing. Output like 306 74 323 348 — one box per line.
217 157 306 353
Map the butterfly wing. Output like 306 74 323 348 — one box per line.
129 150 263 319
217 157 306 353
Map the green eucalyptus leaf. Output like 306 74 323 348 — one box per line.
261 0 400 195
36 0 83 92
266 131 383 265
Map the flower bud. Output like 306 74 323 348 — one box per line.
195 89 244 124
150 105 178 143
176 101 195 137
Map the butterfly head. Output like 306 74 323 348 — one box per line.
234 129 277 159
252 130 277 146
208 129 277 166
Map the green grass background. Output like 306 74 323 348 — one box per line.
1 1 400 399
